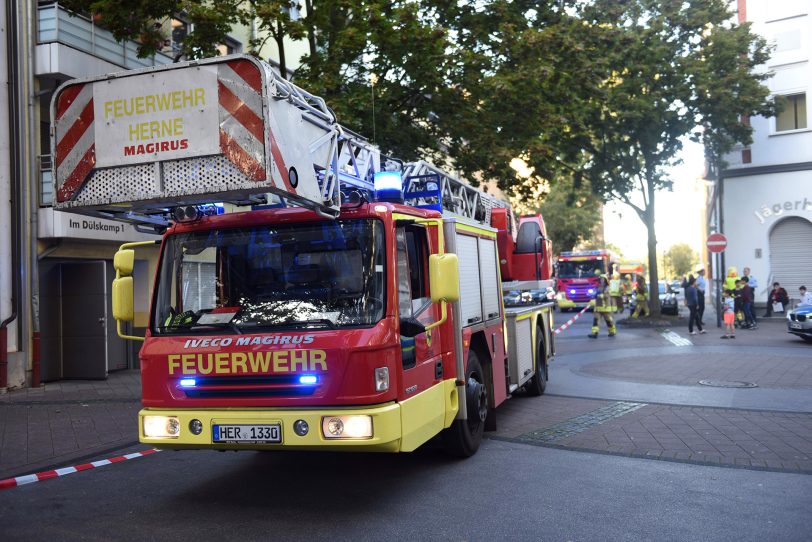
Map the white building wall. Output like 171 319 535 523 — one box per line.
0 3 12 335
722 172 812 301
718 0 812 305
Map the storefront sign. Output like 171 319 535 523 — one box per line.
753 197 812 224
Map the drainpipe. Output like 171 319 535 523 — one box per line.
1 0 22 392
22 0 40 387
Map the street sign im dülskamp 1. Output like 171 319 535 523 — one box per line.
707 233 727 253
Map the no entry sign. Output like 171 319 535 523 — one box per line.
707 233 727 253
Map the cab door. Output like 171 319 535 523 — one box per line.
395 224 446 450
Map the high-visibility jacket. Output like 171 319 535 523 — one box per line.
609 279 621 296
594 287 615 313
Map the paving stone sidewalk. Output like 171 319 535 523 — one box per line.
0 371 141 480
493 394 812 474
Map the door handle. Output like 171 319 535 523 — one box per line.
98 317 106 325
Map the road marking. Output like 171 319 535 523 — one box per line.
0 448 160 491
514 401 647 444
661 330 693 346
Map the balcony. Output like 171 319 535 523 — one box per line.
37 2 173 74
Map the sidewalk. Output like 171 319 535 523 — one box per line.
0 371 142 480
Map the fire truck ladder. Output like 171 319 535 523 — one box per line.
401 160 511 226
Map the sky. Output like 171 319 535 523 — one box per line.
602 139 707 262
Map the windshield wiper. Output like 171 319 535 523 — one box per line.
280 319 336 329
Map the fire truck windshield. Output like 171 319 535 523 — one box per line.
152 219 386 333
558 260 605 279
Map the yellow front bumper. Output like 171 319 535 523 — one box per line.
138 379 458 453
556 298 576 309
139 402 403 452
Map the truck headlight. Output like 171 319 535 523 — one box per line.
321 415 373 439
374 367 389 391
143 415 180 438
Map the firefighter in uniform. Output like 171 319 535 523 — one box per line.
609 272 623 314
588 275 616 338
631 275 650 318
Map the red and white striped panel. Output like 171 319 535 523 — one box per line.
218 59 267 182
54 83 96 203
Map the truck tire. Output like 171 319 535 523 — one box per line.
443 350 487 458
525 328 547 396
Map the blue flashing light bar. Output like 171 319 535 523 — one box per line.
374 171 404 203
298 375 318 385
179 378 197 388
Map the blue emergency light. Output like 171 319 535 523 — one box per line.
298 375 318 385
374 171 404 203
179 378 197 388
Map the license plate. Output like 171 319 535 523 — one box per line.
213 424 282 444
790 323 803 330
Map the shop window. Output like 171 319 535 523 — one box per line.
776 93 807 132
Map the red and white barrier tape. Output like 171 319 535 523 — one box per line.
553 305 591 335
0 448 160 491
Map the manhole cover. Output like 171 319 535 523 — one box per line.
698 380 758 388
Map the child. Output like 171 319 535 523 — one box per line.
722 289 736 339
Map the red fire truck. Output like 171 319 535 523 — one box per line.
51 55 556 457
555 250 614 311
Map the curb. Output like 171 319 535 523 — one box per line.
0 448 160 491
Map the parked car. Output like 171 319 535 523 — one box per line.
660 282 679 315
629 282 679 315
787 305 812 343
503 290 521 306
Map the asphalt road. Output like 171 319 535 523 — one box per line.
1 440 810 542
1 309 809 541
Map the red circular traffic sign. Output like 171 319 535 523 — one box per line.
707 233 727 253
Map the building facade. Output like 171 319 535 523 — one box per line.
1 1 301 389
710 0 812 306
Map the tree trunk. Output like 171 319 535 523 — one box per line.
305 0 316 57
275 24 287 79
644 176 660 313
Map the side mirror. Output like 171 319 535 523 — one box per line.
399 316 426 338
114 249 135 276
429 253 460 303
112 276 134 322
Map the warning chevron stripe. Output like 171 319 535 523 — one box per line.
218 81 264 141
54 83 96 203
217 60 266 182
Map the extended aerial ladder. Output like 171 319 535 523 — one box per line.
52 54 519 234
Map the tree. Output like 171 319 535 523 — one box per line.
250 1 307 78
663 243 697 278
573 0 775 310
61 0 246 61
536 174 603 255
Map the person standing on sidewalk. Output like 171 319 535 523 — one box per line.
741 276 757 329
742 267 758 327
685 277 706 335
721 290 736 339
631 275 650 318
695 268 707 324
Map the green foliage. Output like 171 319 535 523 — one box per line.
60 0 246 60
663 243 698 278
537 174 603 255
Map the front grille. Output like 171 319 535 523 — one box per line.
180 374 318 399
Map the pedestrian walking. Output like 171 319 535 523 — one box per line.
764 282 789 317
588 275 617 338
695 268 707 324
684 277 705 335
